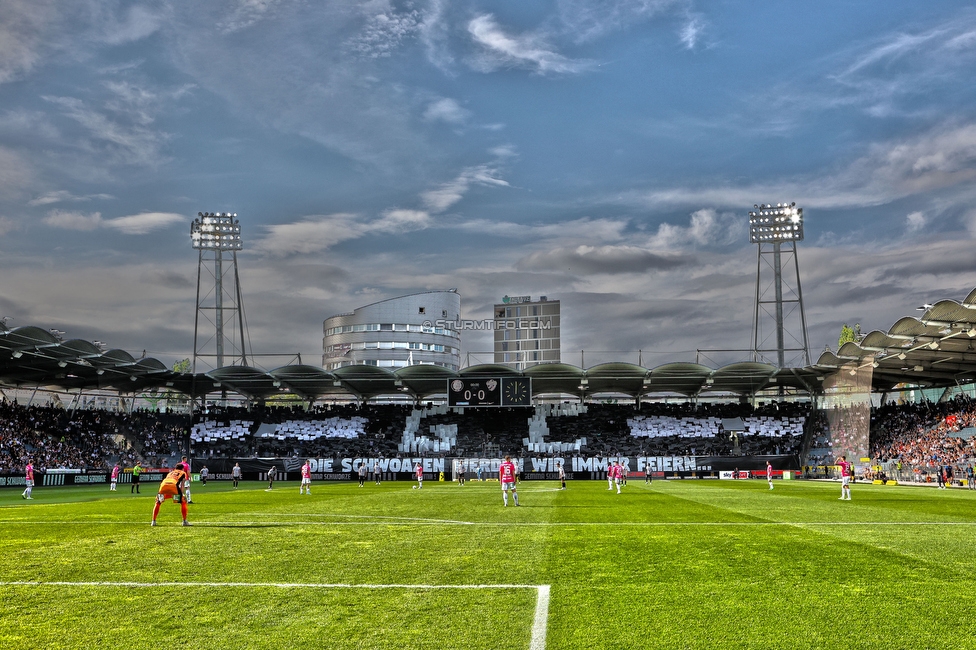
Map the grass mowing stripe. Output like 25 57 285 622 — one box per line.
0 581 552 650
0 580 546 589
7 520 976 526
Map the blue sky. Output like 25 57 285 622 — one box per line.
2 0 976 370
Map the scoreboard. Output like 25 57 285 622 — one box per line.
447 377 532 407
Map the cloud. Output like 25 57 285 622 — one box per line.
423 98 469 124
101 5 162 45
0 146 33 198
489 144 517 158
905 211 926 233
962 209 976 238
418 0 453 71
28 191 114 206
679 14 705 50
555 0 685 43
647 208 746 249
839 27 950 77
43 210 102 231
347 4 421 59
105 212 184 234
516 245 690 274
467 14 594 74
255 213 361 255
946 28 976 51
43 90 171 167
42 210 184 233
807 12 976 117
626 122 976 211
139 269 194 290
373 208 431 232
0 0 60 84
452 216 629 243
0 3 161 85
168 5 431 170
0 217 18 236
421 163 510 212
219 0 286 33
254 209 432 256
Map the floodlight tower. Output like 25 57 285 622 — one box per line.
190 212 250 372
748 202 811 368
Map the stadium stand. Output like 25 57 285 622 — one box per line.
7 394 976 483
0 401 128 474
869 396 976 481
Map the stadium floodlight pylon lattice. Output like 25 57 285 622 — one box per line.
749 202 810 368
190 212 250 374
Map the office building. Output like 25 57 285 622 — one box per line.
493 295 560 370
323 290 461 371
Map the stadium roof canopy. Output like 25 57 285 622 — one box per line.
813 286 976 392
4 286 976 402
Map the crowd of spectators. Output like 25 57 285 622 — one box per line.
190 403 409 459
0 400 127 474
870 396 976 475
547 401 810 458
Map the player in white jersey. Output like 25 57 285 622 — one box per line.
300 460 312 494
558 462 566 490
179 456 193 503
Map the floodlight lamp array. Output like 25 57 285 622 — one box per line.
749 202 803 243
191 211 243 250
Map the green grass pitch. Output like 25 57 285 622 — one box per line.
2 477 975 649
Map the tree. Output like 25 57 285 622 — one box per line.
172 358 191 374
838 323 863 348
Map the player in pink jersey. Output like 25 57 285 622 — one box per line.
300 460 312 495
415 462 424 489
766 461 774 491
22 460 35 500
110 463 121 491
837 455 852 500
607 460 615 490
499 456 519 506
613 462 623 494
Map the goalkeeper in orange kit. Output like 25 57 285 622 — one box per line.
151 467 191 527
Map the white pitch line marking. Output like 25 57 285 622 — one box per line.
530 584 550 650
